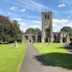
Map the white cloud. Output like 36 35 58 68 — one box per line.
19 8 26 12
53 19 72 32
30 24 41 29
13 18 23 21
7 12 18 16
7 0 57 13
12 17 72 32
10 6 26 12
10 6 17 11
31 20 41 24
58 3 66 7
18 0 48 12
13 17 41 32
19 21 41 32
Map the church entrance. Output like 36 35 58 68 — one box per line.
63 37 67 43
45 37 48 42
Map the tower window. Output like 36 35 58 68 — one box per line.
47 15 49 18
45 14 50 19
45 14 46 18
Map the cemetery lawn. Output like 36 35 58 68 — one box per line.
0 43 27 72
34 43 72 69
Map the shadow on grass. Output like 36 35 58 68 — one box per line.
64 44 72 49
35 53 72 70
64 44 72 53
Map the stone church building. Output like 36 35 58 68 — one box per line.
22 11 70 43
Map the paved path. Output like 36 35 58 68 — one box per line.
20 44 72 72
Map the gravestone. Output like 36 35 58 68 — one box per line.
14 41 18 48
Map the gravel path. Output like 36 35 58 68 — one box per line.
20 44 72 72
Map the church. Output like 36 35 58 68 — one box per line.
22 11 70 43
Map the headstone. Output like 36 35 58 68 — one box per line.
14 41 18 48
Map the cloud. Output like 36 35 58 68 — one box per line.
10 6 26 13
13 17 41 32
31 20 41 24
10 6 17 11
13 18 23 21
13 17 72 32
6 0 57 13
53 19 72 32
19 21 41 32
58 3 66 7
19 8 26 12
7 12 18 16
18 0 48 12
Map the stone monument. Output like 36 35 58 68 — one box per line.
14 41 18 48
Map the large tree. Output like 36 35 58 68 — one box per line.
25 28 41 35
0 15 22 43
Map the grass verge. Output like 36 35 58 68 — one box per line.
0 43 27 72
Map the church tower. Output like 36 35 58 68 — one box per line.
41 11 54 43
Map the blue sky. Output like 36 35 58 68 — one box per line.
0 0 72 32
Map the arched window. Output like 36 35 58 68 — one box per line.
45 14 46 18
45 14 50 19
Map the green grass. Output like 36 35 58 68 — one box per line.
0 43 27 72
34 43 67 54
34 43 72 69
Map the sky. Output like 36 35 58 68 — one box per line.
0 0 72 32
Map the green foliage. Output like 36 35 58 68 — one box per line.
0 15 22 43
25 28 41 35
25 28 35 34
35 28 41 35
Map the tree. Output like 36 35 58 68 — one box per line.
11 20 22 42
25 28 41 35
25 28 35 34
35 28 41 35
0 15 22 43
